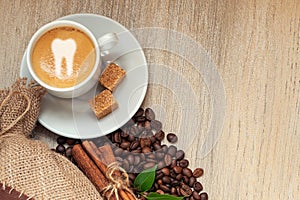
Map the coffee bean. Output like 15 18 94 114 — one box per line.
167 133 178 143
193 168 204 178
113 132 121 143
153 143 162 151
130 140 139 150
56 136 66 145
120 141 131 149
162 176 171 184
151 120 162 131
182 176 189 184
145 108 155 120
164 154 172 166
182 168 193 177
154 130 165 141
179 159 189 168
120 131 129 138
66 138 76 145
155 172 164 180
122 159 130 171
173 166 183 174
140 138 151 148
167 145 177 157
147 153 156 159
134 107 144 118
189 176 196 187
134 155 141 166
175 174 183 181
161 145 168 153
170 170 177 179
175 150 185 160
199 192 208 200
114 148 123 156
143 162 156 169
170 159 177 168
193 182 203 192
136 116 146 122
180 184 192 196
65 147 72 158
126 154 135 165
159 185 170 193
131 149 141 153
156 189 164 194
130 126 140 136
142 147 152 154
171 187 177 195
128 173 136 181
157 161 165 169
192 191 201 200
56 144 65 154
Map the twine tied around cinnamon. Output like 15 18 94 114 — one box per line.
100 162 138 200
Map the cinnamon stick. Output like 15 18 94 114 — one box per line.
72 144 108 190
82 141 108 175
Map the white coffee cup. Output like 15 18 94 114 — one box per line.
26 20 118 98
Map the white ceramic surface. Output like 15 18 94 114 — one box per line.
20 14 148 139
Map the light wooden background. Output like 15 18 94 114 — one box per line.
0 0 299 199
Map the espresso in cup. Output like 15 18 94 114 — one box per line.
31 26 96 88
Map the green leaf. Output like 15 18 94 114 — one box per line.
133 165 157 192
146 192 184 200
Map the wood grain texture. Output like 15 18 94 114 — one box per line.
0 0 299 199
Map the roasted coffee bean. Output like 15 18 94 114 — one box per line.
65 147 72 158
193 182 203 192
192 191 201 200
157 161 165 169
136 116 146 122
122 159 130 171
128 173 136 181
167 145 177 157
169 170 177 179
120 131 129 138
199 192 208 200
175 150 185 160
159 185 170 193
180 184 192 196
170 159 177 168
131 149 142 153
145 108 155 120
155 151 165 160
120 141 131 149
162 176 171 184
151 120 162 131
155 172 164 180
56 144 65 154
170 187 177 195
164 153 172 166
167 133 178 143
182 176 189 184
154 130 165 141
189 176 196 187
56 136 66 145
143 162 156 169
134 155 141 166
182 168 193 177
126 154 135 165
142 147 152 154
173 166 183 174
153 143 162 151
114 148 123 156
156 189 164 194
161 145 168 153
193 168 204 178
130 126 140 136
144 120 151 129
140 138 151 148
134 107 144 118
176 174 183 181
130 140 139 150
66 138 76 145
147 153 156 159
171 179 180 186
115 156 123 162
113 132 121 143
179 159 189 168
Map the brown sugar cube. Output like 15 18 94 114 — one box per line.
99 63 126 91
88 89 118 119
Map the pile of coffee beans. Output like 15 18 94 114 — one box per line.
53 136 80 163
54 107 208 200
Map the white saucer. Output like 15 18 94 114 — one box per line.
20 14 148 139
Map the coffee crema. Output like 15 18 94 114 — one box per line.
31 26 96 88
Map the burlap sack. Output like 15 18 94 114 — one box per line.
0 78 103 199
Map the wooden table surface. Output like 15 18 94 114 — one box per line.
0 0 299 199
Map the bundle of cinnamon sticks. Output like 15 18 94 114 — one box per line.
72 141 137 200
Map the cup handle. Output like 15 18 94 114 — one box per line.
98 33 119 59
